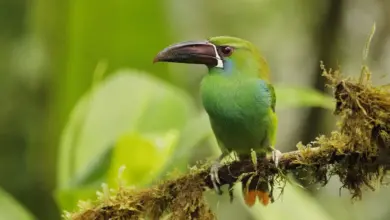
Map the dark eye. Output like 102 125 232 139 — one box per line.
220 46 233 56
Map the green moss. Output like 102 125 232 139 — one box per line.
65 165 214 220
286 63 390 200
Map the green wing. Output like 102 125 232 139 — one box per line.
267 83 277 147
268 83 276 112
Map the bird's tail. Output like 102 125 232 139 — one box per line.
242 175 270 207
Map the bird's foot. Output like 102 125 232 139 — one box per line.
271 149 282 167
210 161 223 195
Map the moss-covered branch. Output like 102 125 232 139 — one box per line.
66 65 390 220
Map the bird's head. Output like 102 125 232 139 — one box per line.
154 36 270 81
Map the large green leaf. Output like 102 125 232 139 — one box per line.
57 69 196 191
0 187 35 220
153 112 215 180
106 130 180 187
275 86 334 110
55 187 97 213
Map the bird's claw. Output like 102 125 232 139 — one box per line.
210 162 223 194
271 149 282 167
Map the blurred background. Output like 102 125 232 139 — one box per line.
1 0 390 219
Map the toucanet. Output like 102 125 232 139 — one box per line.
154 36 281 206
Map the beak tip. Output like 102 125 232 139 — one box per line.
153 55 161 64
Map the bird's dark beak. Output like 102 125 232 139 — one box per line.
153 41 220 67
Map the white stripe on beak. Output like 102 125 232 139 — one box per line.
211 44 224 68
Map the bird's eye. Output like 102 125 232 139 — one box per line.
220 46 233 57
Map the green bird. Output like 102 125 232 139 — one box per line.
154 36 281 206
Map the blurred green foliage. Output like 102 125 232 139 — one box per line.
275 86 334 110
0 187 34 220
1 0 389 220
55 70 200 210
